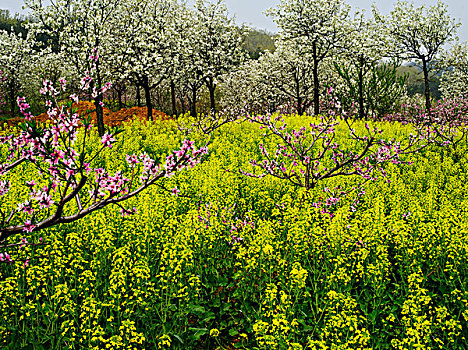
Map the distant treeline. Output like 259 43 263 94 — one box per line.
397 64 442 100
243 28 276 59
0 10 29 36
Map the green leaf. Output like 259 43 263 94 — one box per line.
172 334 184 344
188 327 208 340
189 305 206 314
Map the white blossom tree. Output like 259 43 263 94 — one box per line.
257 42 315 115
113 0 180 120
0 30 34 117
25 0 125 135
220 58 282 114
267 0 351 115
333 10 389 119
22 51 76 111
265 42 315 115
187 0 246 114
439 42 468 99
220 42 338 115
170 4 206 118
373 0 460 112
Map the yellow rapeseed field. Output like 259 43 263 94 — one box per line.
1 115 468 349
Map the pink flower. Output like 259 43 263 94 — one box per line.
18 201 34 215
20 237 28 248
171 186 180 196
23 220 36 233
0 252 12 263
120 207 137 217
101 133 115 148
0 180 10 196
59 78 67 91
126 154 139 167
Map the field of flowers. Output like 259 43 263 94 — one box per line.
1 115 468 349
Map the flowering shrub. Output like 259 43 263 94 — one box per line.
240 111 425 217
0 76 207 248
384 97 468 127
383 97 468 162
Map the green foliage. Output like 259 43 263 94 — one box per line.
242 28 276 59
397 64 442 100
0 10 28 37
334 60 408 119
367 62 408 119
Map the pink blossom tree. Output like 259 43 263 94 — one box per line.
384 97 468 162
239 92 433 216
0 75 209 248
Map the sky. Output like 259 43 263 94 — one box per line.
1 0 467 42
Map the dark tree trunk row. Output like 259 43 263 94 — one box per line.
358 57 365 120
170 79 177 117
136 84 141 107
206 76 216 114
191 85 197 118
9 81 15 118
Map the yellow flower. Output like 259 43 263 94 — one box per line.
263 244 274 255
210 328 220 337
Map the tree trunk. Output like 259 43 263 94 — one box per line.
297 97 304 115
421 57 431 113
358 57 365 120
142 76 153 121
94 67 105 137
112 89 116 110
295 74 303 115
136 84 141 107
170 80 177 117
117 87 123 110
207 77 216 114
94 95 105 137
94 93 105 137
312 41 320 116
9 82 15 118
191 86 197 118
181 95 187 114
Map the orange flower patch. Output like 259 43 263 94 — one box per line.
7 101 171 127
